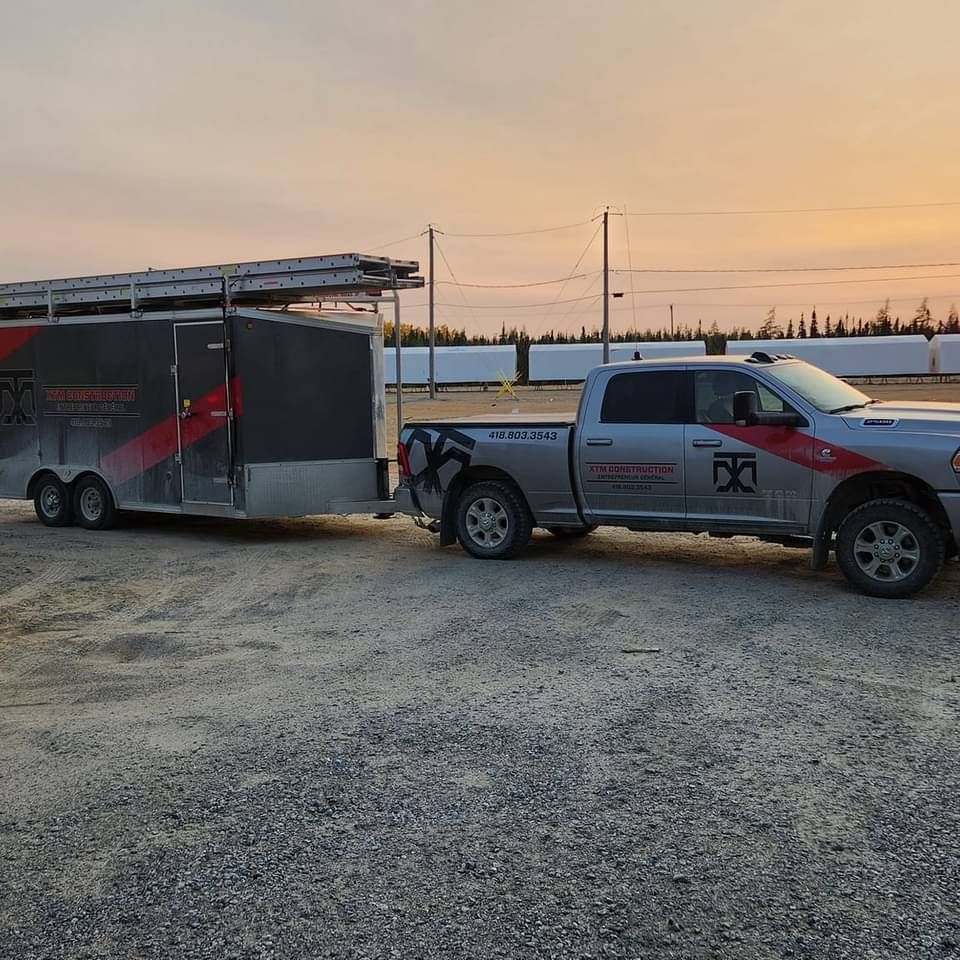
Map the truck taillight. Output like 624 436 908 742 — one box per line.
397 441 412 480
953 449 960 473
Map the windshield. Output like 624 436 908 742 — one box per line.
762 361 872 414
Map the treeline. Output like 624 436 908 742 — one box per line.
385 298 960 374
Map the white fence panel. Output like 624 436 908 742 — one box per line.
529 341 706 381
436 345 517 384
383 345 517 385
383 347 429 385
930 335 960 374
725 336 930 376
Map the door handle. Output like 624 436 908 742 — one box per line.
585 438 613 446
692 439 723 448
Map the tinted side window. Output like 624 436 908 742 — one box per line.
694 370 793 424
600 371 689 424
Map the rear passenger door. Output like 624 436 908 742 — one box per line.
685 368 814 529
577 368 688 522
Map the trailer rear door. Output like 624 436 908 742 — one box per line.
174 321 233 505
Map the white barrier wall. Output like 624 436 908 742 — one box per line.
383 346 429 385
725 336 930 376
437 345 516 384
930 335 960 374
528 341 707 381
383 345 517 385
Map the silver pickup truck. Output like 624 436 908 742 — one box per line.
397 352 960 598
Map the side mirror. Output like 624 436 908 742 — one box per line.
733 391 757 425
733 390 805 429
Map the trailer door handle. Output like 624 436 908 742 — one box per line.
585 437 613 446
692 438 723 448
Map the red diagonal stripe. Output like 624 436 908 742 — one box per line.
100 376 241 484
706 424 885 476
0 326 41 363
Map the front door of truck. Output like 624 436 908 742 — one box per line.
577 368 688 522
684 368 814 529
174 321 233 505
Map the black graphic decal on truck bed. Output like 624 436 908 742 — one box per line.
406 427 476 494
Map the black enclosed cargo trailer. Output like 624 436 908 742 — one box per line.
0 254 423 528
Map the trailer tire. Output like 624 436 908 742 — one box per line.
34 474 73 527
73 476 117 531
835 498 943 598
548 524 597 539
456 480 532 560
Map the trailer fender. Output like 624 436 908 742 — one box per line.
27 466 115 503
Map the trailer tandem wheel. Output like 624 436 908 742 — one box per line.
33 473 74 527
73 476 117 531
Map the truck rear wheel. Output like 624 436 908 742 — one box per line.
73 476 117 531
34 474 73 527
456 480 532 560
835 498 943 598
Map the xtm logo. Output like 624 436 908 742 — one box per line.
0 369 36 426
713 451 758 494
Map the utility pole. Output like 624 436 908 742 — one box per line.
670 303 674 340
602 207 610 364
428 224 436 399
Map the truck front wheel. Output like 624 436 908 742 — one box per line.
835 498 944 598
456 481 532 560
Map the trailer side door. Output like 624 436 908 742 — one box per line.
174 321 233 505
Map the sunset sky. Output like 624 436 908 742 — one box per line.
2 0 959 337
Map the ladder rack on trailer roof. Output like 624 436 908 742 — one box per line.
0 253 423 320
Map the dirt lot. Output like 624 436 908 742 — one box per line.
1 382 959 959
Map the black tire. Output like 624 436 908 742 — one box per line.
73 475 117 531
455 480 532 560
835 498 944 598
33 473 73 527
547 524 597 539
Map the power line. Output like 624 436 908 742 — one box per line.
358 230 427 253
624 200 960 217
432 233 470 308
613 260 960 274
400 272 960 311
439 220 593 238
614 272 960 297
399 290 960 317
541 221 604 320
434 271 599 289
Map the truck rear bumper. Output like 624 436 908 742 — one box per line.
937 492 960 549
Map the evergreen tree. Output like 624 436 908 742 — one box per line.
912 297 933 336
758 306 782 339
875 299 893 335
824 315 833 337
785 318 795 339
798 314 807 338
948 304 960 334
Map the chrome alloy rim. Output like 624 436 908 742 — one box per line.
40 484 62 518
80 487 104 522
465 496 510 548
853 521 920 582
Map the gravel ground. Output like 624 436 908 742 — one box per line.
0 500 958 959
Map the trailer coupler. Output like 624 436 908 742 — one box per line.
414 515 441 535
